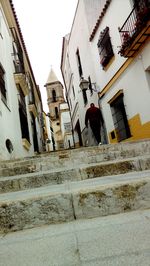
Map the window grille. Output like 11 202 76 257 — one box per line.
97 27 114 69
110 93 131 141
0 64 7 103
76 49 83 78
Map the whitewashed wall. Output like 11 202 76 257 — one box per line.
62 0 150 144
91 0 131 90
0 5 34 160
90 0 150 139
63 0 99 136
60 103 74 149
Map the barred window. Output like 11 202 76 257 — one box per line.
97 27 114 69
110 93 131 142
76 49 83 78
82 89 88 106
0 64 7 103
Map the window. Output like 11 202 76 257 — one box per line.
52 89 56 102
97 27 114 69
76 49 83 78
82 89 88 106
88 76 93 94
55 107 59 118
28 74 35 104
69 99 72 110
110 93 131 142
18 87 30 142
72 85 75 98
11 27 25 73
0 64 7 103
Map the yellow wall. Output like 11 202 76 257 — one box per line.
109 114 150 143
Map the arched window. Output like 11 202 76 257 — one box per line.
55 107 59 118
52 89 56 102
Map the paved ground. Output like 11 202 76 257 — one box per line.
0 209 150 266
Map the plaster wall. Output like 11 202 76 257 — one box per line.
60 103 74 148
65 0 99 133
91 0 132 90
89 0 150 141
101 44 150 135
0 6 34 160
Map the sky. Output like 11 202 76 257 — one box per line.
12 0 78 112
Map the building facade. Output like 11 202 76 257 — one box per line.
61 0 150 146
0 0 44 160
61 1 105 147
45 68 65 150
45 68 74 150
60 102 74 149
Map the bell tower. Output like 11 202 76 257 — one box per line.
44 68 64 150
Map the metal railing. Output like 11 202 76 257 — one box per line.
119 0 150 45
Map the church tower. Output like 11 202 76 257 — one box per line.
45 68 65 150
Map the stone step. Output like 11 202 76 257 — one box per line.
0 155 150 194
0 209 150 266
0 139 150 177
0 170 150 233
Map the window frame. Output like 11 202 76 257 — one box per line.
76 48 83 78
110 92 131 142
52 89 56 102
0 63 7 104
82 89 88 106
88 76 93 95
97 27 114 69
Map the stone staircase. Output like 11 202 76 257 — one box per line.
0 139 150 234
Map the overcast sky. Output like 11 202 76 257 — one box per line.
12 0 78 112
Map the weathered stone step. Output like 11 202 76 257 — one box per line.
0 209 150 266
0 170 150 233
0 139 150 177
0 155 150 194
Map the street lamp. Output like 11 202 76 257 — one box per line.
79 77 98 92
79 77 89 91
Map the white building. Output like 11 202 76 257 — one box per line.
61 0 150 145
60 102 74 149
43 112 54 152
45 68 74 150
44 68 65 151
0 0 44 160
61 1 105 147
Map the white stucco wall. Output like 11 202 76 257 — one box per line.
100 43 150 135
89 0 150 140
0 5 34 160
45 116 54 152
60 103 74 148
63 0 99 135
91 0 132 90
62 0 150 144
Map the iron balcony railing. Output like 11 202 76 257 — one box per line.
118 0 150 55
28 90 36 105
13 54 25 74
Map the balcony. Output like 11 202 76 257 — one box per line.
118 0 150 57
14 71 29 96
28 103 37 118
